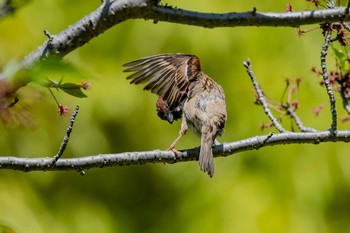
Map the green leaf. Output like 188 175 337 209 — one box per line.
58 83 87 98
59 87 87 98
331 44 349 71
59 82 81 89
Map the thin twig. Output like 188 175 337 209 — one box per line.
286 107 318 132
48 87 60 107
255 132 274 149
243 59 288 133
43 29 54 44
320 29 337 132
50 105 80 166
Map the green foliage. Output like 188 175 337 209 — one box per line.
47 78 87 98
331 44 350 72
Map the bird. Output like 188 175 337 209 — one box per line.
123 53 227 177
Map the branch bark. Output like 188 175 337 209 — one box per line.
149 5 350 28
1 130 350 173
320 28 338 132
12 0 350 72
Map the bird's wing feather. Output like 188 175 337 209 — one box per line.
123 53 201 110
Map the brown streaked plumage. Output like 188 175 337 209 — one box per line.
123 53 227 177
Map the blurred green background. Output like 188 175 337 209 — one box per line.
1 0 350 232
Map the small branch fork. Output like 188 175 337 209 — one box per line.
243 59 318 133
243 16 343 135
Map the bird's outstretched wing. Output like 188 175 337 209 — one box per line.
123 53 201 111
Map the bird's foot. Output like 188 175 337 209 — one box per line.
167 146 182 158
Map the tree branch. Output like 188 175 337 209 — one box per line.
286 106 318 132
1 130 350 173
2 1 350 174
320 29 338 132
8 0 350 72
149 5 350 28
19 0 156 69
243 59 288 133
49 105 79 166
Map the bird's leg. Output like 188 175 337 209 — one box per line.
214 139 220 145
168 118 188 157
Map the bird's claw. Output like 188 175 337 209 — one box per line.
168 146 182 158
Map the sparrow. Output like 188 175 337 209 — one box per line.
123 53 227 177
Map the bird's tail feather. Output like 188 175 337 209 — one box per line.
199 127 215 177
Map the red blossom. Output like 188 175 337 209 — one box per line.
328 71 339 85
58 105 69 117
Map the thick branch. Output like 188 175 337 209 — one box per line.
13 1 350 72
1 130 350 172
149 5 350 28
19 0 155 69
